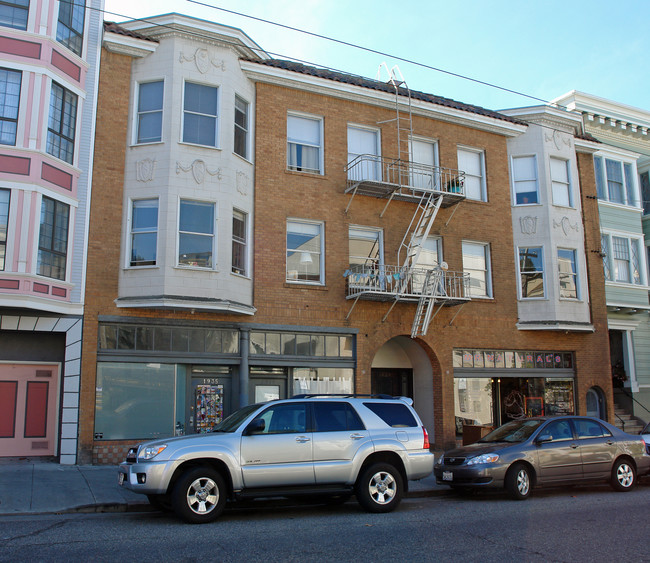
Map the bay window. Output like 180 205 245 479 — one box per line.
518 246 544 298
178 199 215 268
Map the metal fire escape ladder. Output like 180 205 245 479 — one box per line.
411 269 446 338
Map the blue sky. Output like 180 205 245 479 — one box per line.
103 0 650 113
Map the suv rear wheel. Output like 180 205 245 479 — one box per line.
355 462 403 513
171 467 226 524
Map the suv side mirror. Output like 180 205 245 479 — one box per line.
245 418 266 435
536 434 552 444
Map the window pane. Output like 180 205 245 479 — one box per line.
179 200 214 234
56 0 85 56
594 156 606 199
287 221 321 282
137 81 163 144
463 242 489 297
513 156 538 204
37 196 69 280
183 82 217 146
605 159 624 204
519 247 544 298
47 83 77 164
0 188 8 270
550 158 570 207
558 249 577 299
0 0 29 30
234 96 248 158
131 199 158 267
0 68 21 146
640 171 650 215
232 210 247 275
287 114 321 173
458 149 484 201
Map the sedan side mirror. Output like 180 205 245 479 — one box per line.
536 434 553 444
244 418 266 435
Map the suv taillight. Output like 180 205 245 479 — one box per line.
422 427 430 449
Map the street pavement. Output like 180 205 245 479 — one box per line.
0 456 447 516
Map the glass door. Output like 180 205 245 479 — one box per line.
189 366 231 434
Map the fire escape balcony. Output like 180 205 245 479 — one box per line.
345 265 471 306
344 155 466 208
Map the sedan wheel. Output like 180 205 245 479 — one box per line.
355 462 403 513
505 463 531 500
171 467 226 524
610 459 635 491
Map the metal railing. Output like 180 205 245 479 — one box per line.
345 154 466 197
345 264 470 302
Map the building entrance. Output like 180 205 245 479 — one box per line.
371 368 413 398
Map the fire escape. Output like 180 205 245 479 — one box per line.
344 65 470 338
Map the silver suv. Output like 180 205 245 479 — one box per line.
118 395 433 523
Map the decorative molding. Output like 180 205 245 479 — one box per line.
176 159 222 184
179 48 226 73
553 216 580 236
136 158 156 182
236 171 249 196
519 216 538 235
544 129 572 150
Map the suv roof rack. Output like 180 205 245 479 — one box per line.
290 393 401 400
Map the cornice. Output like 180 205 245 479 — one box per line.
103 30 158 58
241 62 527 138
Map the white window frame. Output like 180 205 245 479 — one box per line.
286 218 324 285
128 198 159 268
135 80 164 145
462 241 492 298
232 208 248 277
347 124 381 182
511 155 539 205
177 198 216 270
234 95 249 160
594 154 639 208
601 232 645 286
557 247 579 300
182 81 219 148
457 146 487 202
550 157 572 208
287 112 323 174
409 137 439 190
517 245 545 299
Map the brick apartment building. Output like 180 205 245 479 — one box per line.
79 13 611 465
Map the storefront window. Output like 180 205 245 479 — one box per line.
454 377 493 433
250 331 353 358
94 362 176 440
293 367 353 395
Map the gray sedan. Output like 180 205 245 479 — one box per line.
434 415 650 499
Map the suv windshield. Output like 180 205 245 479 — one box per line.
479 419 545 443
212 403 262 433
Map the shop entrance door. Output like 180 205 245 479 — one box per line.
371 368 413 398
0 363 59 457
189 367 231 434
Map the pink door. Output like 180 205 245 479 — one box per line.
0 364 59 457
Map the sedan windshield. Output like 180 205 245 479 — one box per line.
212 403 262 433
479 419 545 443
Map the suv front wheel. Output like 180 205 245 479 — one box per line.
171 467 227 524
355 462 403 513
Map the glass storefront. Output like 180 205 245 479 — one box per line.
453 348 575 441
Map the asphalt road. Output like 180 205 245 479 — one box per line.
1 480 649 562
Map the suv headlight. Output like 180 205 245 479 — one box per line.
138 445 167 460
466 453 499 466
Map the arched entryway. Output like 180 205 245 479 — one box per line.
586 386 606 420
370 336 435 438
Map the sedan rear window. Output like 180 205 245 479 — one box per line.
363 402 417 428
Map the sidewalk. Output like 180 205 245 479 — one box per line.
0 459 447 516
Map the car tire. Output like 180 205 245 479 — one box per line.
505 462 532 500
147 493 172 512
610 458 635 491
355 462 403 513
171 467 227 524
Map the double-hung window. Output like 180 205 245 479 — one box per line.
136 81 163 144
512 155 539 205
347 125 380 182
37 196 69 280
56 0 85 56
462 241 492 298
349 226 382 272
287 113 322 174
232 209 247 276
183 82 218 147
286 219 323 283
0 68 21 146
550 158 572 207
0 188 9 270
47 82 77 164
410 138 438 190
130 199 158 267
557 248 578 299
518 246 544 298
458 147 486 201
0 0 29 30
601 234 643 285
640 171 650 215
234 96 249 159
594 156 637 206
178 199 215 269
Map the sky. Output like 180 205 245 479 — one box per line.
102 0 650 114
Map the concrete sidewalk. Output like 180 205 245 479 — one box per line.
0 459 447 516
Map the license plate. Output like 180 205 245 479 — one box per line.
442 471 453 481
118 472 125 486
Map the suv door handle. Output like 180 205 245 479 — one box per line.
350 433 365 440
295 436 311 443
